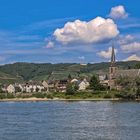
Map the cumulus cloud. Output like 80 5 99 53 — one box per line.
53 17 119 45
121 42 140 53
45 41 54 48
109 5 128 19
97 47 117 59
118 35 134 45
123 54 140 61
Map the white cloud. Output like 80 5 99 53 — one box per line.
53 17 119 45
97 47 117 59
121 42 140 53
109 5 128 19
123 54 140 61
45 41 54 49
118 35 134 45
78 56 85 60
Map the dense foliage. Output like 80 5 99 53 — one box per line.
89 75 106 91
66 83 78 95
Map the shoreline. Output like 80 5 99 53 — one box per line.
0 97 139 102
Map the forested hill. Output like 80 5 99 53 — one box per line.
0 61 139 83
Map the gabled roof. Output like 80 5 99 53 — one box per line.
116 69 140 78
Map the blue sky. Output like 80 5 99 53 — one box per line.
0 0 140 64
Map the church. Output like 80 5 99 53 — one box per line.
108 46 140 90
108 46 118 89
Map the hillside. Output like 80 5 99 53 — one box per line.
0 71 23 84
0 61 139 83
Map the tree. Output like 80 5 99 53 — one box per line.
134 62 140 69
15 86 22 93
68 74 72 80
136 77 140 98
0 85 3 93
89 75 105 91
66 83 76 95
136 77 140 86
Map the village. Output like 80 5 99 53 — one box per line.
0 47 140 98
1 78 90 94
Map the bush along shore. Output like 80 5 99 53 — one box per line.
0 90 139 101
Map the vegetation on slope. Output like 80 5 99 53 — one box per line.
0 61 139 83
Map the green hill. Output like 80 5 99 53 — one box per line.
0 71 23 84
0 61 139 83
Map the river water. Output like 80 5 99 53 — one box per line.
0 101 140 140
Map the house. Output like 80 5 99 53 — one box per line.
47 81 56 92
7 84 15 93
98 74 109 87
2 85 7 93
18 84 24 92
99 75 106 81
36 85 45 92
32 85 37 92
57 80 68 92
25 85 32 93
71 78 79 83
22 81 46 93
79 79 89 91
42 81 49 92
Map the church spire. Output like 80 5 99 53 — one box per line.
111 44 115 66
109 44 117 90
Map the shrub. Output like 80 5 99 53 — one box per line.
66 95 71 99
103 94 112 98
46 94 53 99
33 93 46 98
115 93 123 98
6 93 15 99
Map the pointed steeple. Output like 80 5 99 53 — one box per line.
111 44 115 66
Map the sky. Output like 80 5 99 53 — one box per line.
0 0 140 64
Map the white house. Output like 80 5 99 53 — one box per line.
71 79 78 83
79 79 89 91
7 84 15 93
37 85 44 92
42 81 49 92
25 85 32 93
32 85 37 92
18 84 24 92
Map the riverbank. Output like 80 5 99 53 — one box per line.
0 97 131 102
0 91 139 102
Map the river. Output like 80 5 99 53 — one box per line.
0 101 140 140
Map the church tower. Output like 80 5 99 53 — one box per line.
109 45 117 89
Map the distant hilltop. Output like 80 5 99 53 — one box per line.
0 61 139 84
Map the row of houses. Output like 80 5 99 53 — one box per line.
0 78 90 94
2 83 45 94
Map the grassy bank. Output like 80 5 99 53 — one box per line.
0 90 120 100
52 91 119 99
0 90 139 101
